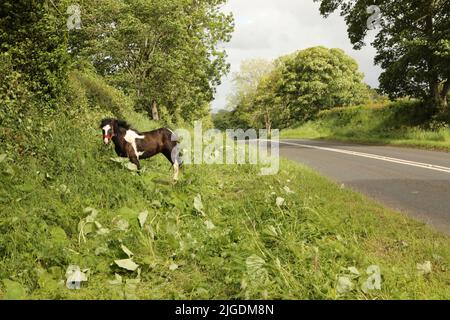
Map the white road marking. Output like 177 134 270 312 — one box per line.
124 130 145 159
276 140 450 174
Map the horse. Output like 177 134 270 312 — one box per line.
100 118 181 180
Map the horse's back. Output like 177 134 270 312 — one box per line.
139 127 177 151
142 127 173 139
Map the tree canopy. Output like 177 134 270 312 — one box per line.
218 47 370 130
314 0 450 114
0 0 234 126
70 0 233 123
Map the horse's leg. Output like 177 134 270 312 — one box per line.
125 144 141 171
162 149 174 165
130 155 141 171
162 148 179 181
114 143 126 158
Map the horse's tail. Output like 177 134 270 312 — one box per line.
165 128 183 169
165 127 179 144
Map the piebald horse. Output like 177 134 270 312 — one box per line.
100 119 181 180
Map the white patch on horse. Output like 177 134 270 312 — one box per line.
124 129 145 159
102 125 111 144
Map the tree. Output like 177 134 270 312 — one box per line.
251 65 287 133
226 59 274 129
70 0 233 123
226 47 369 130
314 0 450 114
229 59 275 97
259 47 369 128
212 109 235 130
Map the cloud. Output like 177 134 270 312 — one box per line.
212 0 382 111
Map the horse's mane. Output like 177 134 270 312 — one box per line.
116 120 131 130
100 118 131 130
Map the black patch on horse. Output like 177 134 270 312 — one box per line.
100 118 181 179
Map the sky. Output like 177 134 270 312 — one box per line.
212 0 382 111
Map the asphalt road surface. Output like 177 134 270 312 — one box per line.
278 139 450 234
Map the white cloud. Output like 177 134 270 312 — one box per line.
212 0 382 111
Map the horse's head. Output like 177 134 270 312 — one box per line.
100 118 115 145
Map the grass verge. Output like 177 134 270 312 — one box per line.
281 102 450 152
0 116 448 300
1 73 448 300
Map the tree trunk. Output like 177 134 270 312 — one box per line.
151 100 160 121
264 111 272 137
429 80 449 112
430 81 442 112
441 79 449 108
424 3 442 113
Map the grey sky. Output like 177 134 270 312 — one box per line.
212 0 382 111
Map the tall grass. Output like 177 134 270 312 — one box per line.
282 101 450 151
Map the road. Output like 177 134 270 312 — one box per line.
278 139 450 234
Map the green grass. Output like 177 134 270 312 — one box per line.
1 73 448 300
281 102 450 152
1 113 449 300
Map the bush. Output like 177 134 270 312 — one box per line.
0 1 69 105
0 69 163 293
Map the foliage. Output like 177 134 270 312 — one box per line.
314 0 450 113
0 0 73 152
69 69 135 120
212 109 242 131
265 47 370 126
221 47 371 130
216 59 274 130
0 53 33 129
0 0 70 106
69 0 234 122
